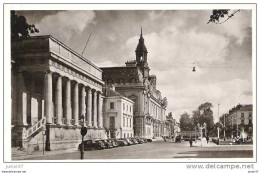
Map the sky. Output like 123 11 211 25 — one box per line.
17 10 253 122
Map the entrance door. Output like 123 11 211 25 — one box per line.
110 116 115 130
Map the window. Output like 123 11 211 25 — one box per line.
130 119 131 127
127 105 128 111
241 113 244 118
249 119 252 124
130 106 131 112
241 119 244 124
110 102 115 109
123 103 125 110
123 117 125 127
249 112 252 118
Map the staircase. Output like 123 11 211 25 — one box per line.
23 117 46 140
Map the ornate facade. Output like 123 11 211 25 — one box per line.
11 35 106 151
101 30 168 139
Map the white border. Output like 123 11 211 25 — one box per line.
3 3 257 164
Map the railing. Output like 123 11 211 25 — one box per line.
23 117 46 140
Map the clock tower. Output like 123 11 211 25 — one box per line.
135 28 150 78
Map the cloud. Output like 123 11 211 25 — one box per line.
121 11 252 122
22 10 252 123
35 11 95 42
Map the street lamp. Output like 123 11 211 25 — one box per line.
223 114 226 141
80 115 87 160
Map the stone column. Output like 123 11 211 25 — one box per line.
97 92 103 128
73 82 79 126
93 90 97 128
65 79 71 125
80 86 86 119
17 72 28 126
87 88 92 127
44 71 53 124
55 76 62 125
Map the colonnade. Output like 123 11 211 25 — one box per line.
44 71 103 128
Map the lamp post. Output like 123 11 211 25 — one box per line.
224 114 226 141
195 126 197 143
80 115 87 160
217 103 220 142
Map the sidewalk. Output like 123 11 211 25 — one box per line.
12 147 78 160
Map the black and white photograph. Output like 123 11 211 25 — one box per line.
2 2 258 173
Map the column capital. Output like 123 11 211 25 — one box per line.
92 89 97 95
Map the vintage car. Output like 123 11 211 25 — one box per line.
130 138 139 144
78 140 106 150
115 139 128 146
107 139 119 147
136 138 144 144
146 138 153 142
142 138 148 143
99 140 114 149
120 138 134 145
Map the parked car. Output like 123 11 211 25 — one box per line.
78 140 106 151
107 139 119 147
120 138 134 145
130 138 139 144
99 140 113 149
146 138 153 142
136 138 144 144
115 139 128 146
142 138 148 143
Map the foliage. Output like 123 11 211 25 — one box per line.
207 9 240 24
11 10 39 41
192 102 215 134
179 112 193 131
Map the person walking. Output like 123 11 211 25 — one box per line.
206 136 209 144
189 138 193 147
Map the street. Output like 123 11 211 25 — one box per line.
14 140 253 160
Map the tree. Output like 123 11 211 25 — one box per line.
179 112 193 131
207 9 240 24
11 10 39 41
192 102 215 134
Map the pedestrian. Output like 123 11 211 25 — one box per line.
164 136 166 142
206 136 209 144
189 138 193 147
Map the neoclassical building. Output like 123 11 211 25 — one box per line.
103 85 134 139
11 35 106 151
101 30 168 139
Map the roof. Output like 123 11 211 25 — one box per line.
106 88 123 97
240 104 253 111
101 66 143 84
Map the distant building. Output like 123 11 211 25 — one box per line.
103 85 134 138
11 36 106 151
166 112 176 137
101 30 168 139
225 104 253 138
